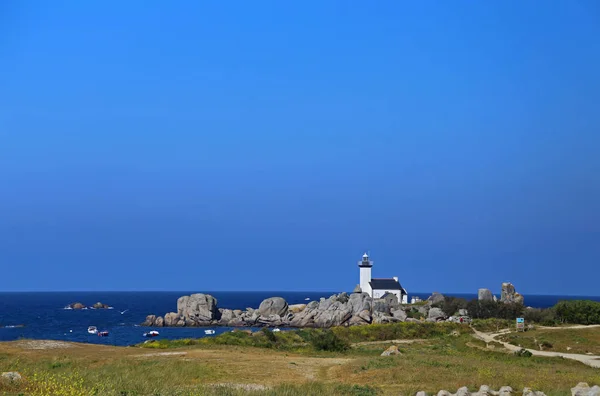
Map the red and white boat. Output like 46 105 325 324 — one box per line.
97 331 109 337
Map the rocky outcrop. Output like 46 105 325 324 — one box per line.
415 385 551 396
427 307 447 321
1 372 22 383
68 302 86 310
500 282 524 305
428 292 445 305
478 289 494 302
178 294 218 324
258 297 288 317
92 302 110 309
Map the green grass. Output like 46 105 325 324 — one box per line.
499 327 600 355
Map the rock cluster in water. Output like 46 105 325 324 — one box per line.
66 302 111 310
477 282 523 305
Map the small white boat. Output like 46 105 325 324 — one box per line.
143 330 160 338
204 329 216 335
304 298 310 301
88 326 98 335
272 328 281 332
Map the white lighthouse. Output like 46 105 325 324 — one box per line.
357 252 408 303
358 253 373 296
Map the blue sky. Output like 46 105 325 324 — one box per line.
1 1 599 294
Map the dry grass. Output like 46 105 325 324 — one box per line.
1 332 599 395
498 327 600 355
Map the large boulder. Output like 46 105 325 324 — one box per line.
164 312 179 326
288 304 306 313
478 288 494 302
348 293 371 314
313 301 352 327
428 307 446 321
289 308 317 327
353 284 362 293
391 309 407 321
381 292 399 309
373 299 392 314
218 309 236 324
427 292 445 305
142 315 156 326
177 294 218 324
500 283 524 305
381 345 401 356
69 302 86 310
1 372 21 383
92 302 110 309
154 316 164 327
257 314 283 327
258 297 289 317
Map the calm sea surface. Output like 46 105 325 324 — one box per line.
1 291 599 346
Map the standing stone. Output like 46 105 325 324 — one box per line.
353 284 362 293
164 312 179 326
478 288 494 302
501 283 525 305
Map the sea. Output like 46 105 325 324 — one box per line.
1 291 599 347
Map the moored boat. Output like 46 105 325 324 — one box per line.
88 326 98 334
143 330 160 337
97 331 109 337
204 329 216 335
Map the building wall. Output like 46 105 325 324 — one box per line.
359 267 372 296
373 289 402 300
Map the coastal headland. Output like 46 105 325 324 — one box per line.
141 283 523 328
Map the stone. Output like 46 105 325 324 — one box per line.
589 386 600 396
289 309 317 327
313 301 352 327
458 308 469 316
373 298 392 314
416 392 428 396
428 307 446 321
154 316 164 327
164 312 179 326
257 314 283 326
392 309 407 321
571 383 591 396
306 301 319 310
455 386 471 396
522 387 546 396
258 297 289 317
92 302 109 309
380 345 401 356
219 309 236 324
498 386 514 396
477 385 493 395
142 315 156 326
70 302 86 310
428 292 445 305
348 292 371 314
381 292 399 308
501 283 524 305
288 304 306 313
177 294 219 324
437 391 452 396
353 284 362 293
478 288 494 302
1 372 21 383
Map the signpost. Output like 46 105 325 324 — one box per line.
516 317 525 332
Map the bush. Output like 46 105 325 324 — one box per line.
554 300 600 325
308 330 350 352
466 300 524 320
435 296 468 317
261 327 277 343
523 307 558 325
514 348 533 357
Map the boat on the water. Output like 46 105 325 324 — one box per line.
87 326 98 335
143 331 160 338
272 328 281 332
304 298 310 301
97 331 109 337
204 329 216 335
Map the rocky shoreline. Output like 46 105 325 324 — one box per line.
142 283 523 328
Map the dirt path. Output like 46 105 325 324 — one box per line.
352 339 426 347
471 327 600 368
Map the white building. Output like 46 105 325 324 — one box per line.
358 253 408 303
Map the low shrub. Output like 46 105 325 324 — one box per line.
307 330 350 352
514 348 533 357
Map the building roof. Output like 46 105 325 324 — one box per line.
370 278 406 293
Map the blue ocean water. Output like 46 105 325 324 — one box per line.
1 291 599 347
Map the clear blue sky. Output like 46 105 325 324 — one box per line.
1 1 599 294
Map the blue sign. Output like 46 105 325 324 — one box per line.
516 318 524 323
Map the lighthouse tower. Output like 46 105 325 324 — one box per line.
358 253 373 296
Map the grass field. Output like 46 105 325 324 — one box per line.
498 327 600 355
1 325 599 395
